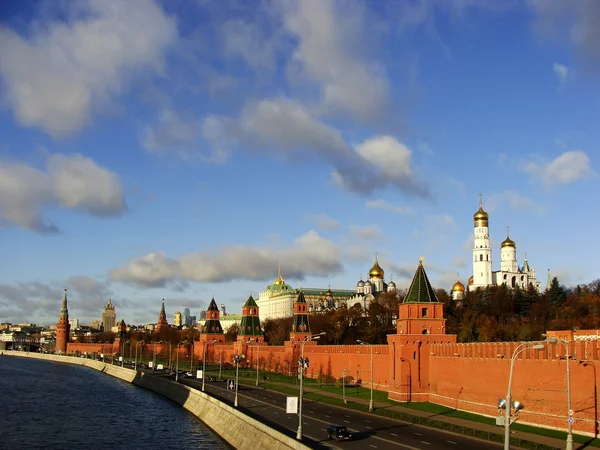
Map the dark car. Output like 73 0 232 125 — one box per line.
327 425 352 441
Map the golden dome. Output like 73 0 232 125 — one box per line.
273 272 284 285
452 280 465 292
468 275 473 286
368 258 384 278
501 237 516 248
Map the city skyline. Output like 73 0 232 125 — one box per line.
0 1 598 325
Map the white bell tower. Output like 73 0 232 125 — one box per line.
472 195 493 287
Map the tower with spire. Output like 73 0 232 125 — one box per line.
199 297 225 342
237 295 264 343
472 195 493 287
155 300 170 333
55 289 70 354
101 298 116 333
397 258 447 335
289 290 311 342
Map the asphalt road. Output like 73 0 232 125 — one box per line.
173 374 502 450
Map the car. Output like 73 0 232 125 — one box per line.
185 372 194 377
327 425 352 441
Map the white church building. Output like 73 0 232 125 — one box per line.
468 198 542 293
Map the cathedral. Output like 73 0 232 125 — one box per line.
255 257 397 323
455 198 542 297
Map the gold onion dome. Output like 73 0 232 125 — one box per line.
473 202 489 223
468 275 474 286
368 259 384 278
501 236 516 248
452 280 465 292
273 272 284 285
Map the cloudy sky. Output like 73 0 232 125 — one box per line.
0 0 598 326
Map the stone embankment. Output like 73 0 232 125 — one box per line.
3 351 308 450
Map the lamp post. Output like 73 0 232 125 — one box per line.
546 337 573 450
190 341 194 372
579 360 598 438
502 341 548 450
219 349 223 380
152 342 157 372
233 353 245 407
202 340 217 392
357 340 374 412
134 341 144 371
175 342 181 381
342 368 347 405
297 332 326 440
247 338 260 386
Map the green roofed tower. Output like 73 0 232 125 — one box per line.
397 258 447 335
289 290 311 342
200 297 225 342
238 295 264 342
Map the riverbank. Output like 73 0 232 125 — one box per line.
2 351 309 450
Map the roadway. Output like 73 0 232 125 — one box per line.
172 374 502 450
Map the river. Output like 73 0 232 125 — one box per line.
0 355 229 449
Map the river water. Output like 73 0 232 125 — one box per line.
0 356 229 450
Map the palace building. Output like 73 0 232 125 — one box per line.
255 257 397 323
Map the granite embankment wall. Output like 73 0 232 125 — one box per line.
3 351 309 450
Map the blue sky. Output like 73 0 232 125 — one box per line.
0 0 598 326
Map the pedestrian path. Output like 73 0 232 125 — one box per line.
236 376 577 450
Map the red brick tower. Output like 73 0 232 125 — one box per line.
199 297 225 342
237 294 264 343
155 299 170 333
55 289 70 354
289 290 311 342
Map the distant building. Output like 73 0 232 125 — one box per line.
189 315 197 326
220 304 226 317
174 311 182 327
101 299 117 332
69 318 79 329
90 320 101 331
200 309 207 320
183 308 191 327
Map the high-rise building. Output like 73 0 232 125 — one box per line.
174 311 182 327
69 318 79 329
101 299 117 333
183 308 191 327
90 320 101 330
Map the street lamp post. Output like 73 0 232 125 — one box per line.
219 349 223 380
233 353 245 407
297 332 326 440
152 342 157 372
342 368 347 405
357 340 374 412
503 341 548 450
546 337 574 450
175 342 180 381
247 338 260 386
202 340 217 392
190 341 194 372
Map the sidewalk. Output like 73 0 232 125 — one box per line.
237 376 572 450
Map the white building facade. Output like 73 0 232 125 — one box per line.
469 199 542 292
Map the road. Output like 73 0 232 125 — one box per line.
173 374 502 450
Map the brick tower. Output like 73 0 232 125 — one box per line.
199 297 225 341
155 299 170 333
237 295 264 343
55 289 70 354
289 290 311 342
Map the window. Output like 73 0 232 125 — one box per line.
480 254 483 261
486 255 489 261
422 329 429 334
422 307 428 317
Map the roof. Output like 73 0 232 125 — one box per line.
296 290 306 303
207 297 219 311
403 260 439 303
243 295 258 308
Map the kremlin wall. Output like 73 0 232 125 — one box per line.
60 258 600 438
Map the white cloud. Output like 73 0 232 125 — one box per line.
109 230 343 287
553 62 569 82
531 1 600 73
486 190 546 214
366 199 412 215
349 225 383 241
0 153 126 232
280 0 389 122
0 0 178 137
305 213 341 231
332 136 429 197
522 150 596 188
207 99 428 197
